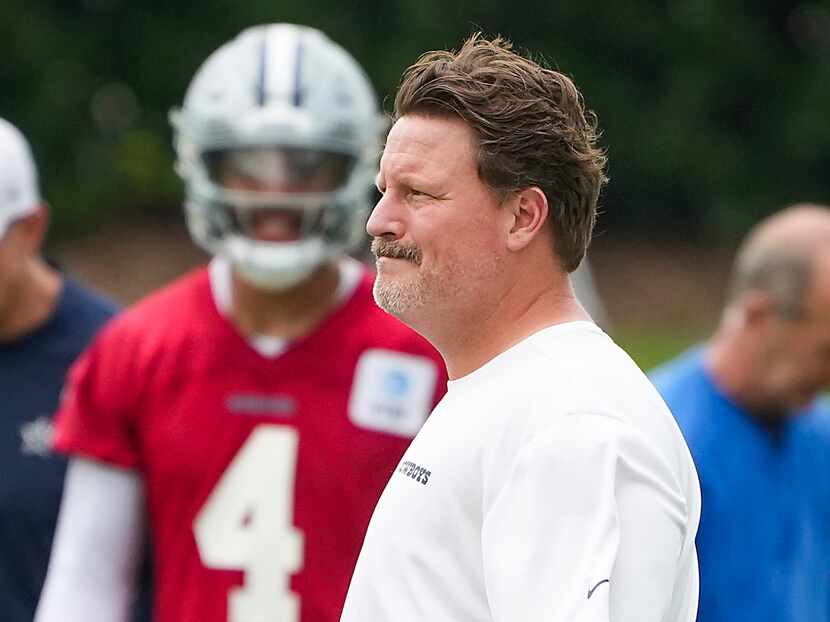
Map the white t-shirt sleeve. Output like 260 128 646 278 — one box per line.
481 412 690 622
35 457 147 622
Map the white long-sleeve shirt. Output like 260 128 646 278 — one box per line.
341 322 700 622
34 459 146 622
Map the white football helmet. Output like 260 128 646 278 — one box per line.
171 24 383 290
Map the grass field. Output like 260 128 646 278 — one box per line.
612 324 710 372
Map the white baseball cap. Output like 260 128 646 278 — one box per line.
0 118 41 238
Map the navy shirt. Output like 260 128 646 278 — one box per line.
652 348 830 622
0 278 116 622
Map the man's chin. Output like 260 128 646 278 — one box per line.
372 280 420 320
372 289 406 317
375 301 405 319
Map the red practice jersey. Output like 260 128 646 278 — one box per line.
53 265 447 622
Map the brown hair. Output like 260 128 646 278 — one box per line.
393 33 607 272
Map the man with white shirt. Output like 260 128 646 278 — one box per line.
341 33 700 622
35 24 446 622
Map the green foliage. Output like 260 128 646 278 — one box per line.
1 1 829 238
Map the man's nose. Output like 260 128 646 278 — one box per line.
366 192 405 239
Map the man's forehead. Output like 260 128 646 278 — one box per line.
379 150 435 178
379 115 475 178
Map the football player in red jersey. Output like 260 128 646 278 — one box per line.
35 23 447 622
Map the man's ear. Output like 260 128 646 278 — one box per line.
16 204 50 253
741 291 777 329
505 186 548 252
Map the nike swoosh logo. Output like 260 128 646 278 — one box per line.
587 579 610 599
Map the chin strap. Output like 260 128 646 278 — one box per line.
234 258 318 291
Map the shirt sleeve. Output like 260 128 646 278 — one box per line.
35 458 146 622
52 321 143 469
481 412 691 622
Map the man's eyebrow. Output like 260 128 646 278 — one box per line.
377 171 432 190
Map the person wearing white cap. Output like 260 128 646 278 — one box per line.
0 118 143 622
0 118 59 336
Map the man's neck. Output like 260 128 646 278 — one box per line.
436 277 590 380
229 261 343 339
705 344 793 433
0 258 62 342
704 331 775 416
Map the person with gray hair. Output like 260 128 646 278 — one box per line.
652 203 830 622
341 33 700 622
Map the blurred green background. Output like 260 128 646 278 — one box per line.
2 0 829 367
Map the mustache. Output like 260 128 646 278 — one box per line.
371 238 422 265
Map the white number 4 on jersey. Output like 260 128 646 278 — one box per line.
194 425 304 622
